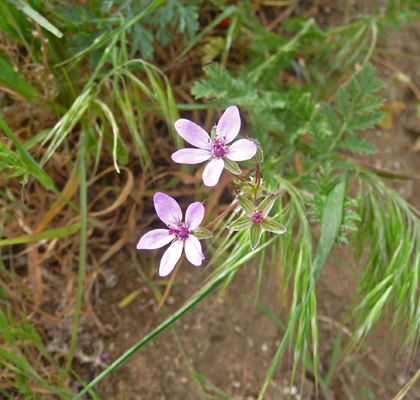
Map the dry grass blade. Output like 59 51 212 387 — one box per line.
392 367 420 400
87 166 133 217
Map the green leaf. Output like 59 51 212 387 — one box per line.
229 216 252 232
176 6 236 60
261 217 287 234
353 96 384 115
0 56 37 100
312 175 347 281
335 86 351 117
258 194 277 217
223 158 241 175
322 102 341 136
339 135 377 155
346 111 383 132
8 0 63 37
250 223 263 250
238 196 254 216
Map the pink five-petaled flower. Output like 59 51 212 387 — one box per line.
137 193 206 277
171 106 257 187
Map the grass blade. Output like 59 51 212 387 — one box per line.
0 223 80 246
0 56 37 100
8 0 63 37
313 175 347 281
0 117 55 190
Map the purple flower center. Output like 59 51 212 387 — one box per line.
212 137 226 158
251 210 264 224
169 222 189 239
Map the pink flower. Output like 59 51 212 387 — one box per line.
136 192 206 277
171 106 257 186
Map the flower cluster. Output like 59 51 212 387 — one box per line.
137 106 287 276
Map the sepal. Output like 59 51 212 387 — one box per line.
238 196 254 216
228 216 253 231
258 194 277 217
250 223 263 250
224 158 242 174
192 227 213 239
261 217 287 234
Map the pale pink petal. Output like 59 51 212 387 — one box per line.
185 235 205 266
225 139 257 161
174 119 212 150
185 202 205 229
136 229 173 250
159 239 184 277
171 148 212 164
202 158 225 187
154 192 182 227
216 106 241 144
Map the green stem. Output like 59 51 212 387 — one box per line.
61 126 88 380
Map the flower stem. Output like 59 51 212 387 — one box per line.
254 163 261 206
205 200 239 229
229 172 247 182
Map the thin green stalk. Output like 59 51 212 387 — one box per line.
362 21 378 66
61 126 88 380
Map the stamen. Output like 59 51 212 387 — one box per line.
251 210 264 224
169 223 189 239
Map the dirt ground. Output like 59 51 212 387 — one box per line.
72 2 420 400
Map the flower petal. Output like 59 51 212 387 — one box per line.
225 139 257 161
185 235 205 266
154 192 182 226
185 202 205 229
217 106 241 144
202 158 225 187
174 119 212 150
136 229 173 250
171 148 212 164
159 239 184 277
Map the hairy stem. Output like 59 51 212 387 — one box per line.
205 200 239 229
